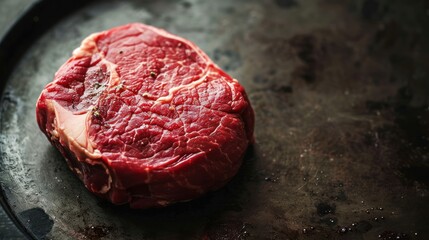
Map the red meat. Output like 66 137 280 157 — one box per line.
36 23 254 208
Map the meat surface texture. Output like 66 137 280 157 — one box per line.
36 23 254 208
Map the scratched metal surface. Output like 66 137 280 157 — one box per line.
1 0 429 239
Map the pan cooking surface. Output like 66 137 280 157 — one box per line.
1 0 429 239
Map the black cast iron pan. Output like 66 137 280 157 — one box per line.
1 0 429 239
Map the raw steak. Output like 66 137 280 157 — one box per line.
36 23 254 208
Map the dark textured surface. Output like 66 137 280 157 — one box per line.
0 0 33 37
19 208 53 239
0 0 34 239
0 0 429 239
